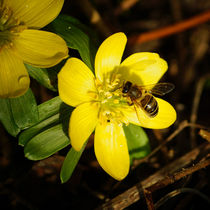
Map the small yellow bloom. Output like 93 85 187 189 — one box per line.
58 32 176 180
0 0 68 98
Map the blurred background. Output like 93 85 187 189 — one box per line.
0 0 210 209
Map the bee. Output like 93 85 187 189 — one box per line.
122 81 174 118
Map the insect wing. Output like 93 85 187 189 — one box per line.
141 83 175 96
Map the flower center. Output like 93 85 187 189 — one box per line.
0 1 26 49
95 72 129 125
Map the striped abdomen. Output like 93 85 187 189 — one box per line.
140 94 158 117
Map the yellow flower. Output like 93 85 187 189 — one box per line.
0 0 68 98
58 32 176 180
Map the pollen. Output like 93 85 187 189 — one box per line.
0 3 26 49
94 71 129 125
113 99 119 104
104 91 113 99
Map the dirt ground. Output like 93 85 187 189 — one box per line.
0 0 210 209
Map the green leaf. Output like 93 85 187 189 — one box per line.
19 113 60 146
18 96 62 141
0 98 20 137
9 89 39 129
24 124 70 160
50 15 98 71
37 96 63 122
19 96 72 156
19 101 73 146
60 143 87 183
25 64 57 91
123 124 151 164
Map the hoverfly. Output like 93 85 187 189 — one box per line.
122 81 174 118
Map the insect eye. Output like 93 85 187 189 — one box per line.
122 87 128 93
122 81 132 93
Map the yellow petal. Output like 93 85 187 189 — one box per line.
13 29 68 68
58 58 97 107
6 0 64 28
123 98 176 129
94 121 130 180
120 52 168 85
0 47 30 98
95 32 127 82
70 102 99 151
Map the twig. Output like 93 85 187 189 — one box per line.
97 142 210 209
146 158 210 193
141 142 210 189
146 158 210 209
143 158 210 208
179 27 209 90
128 10 210 45
152 130 170 164
132 120 207 169
174 178 208 209
154 188 210 209
190 74 210 146
143 189 155 210
199 129 210 142
169 0 186 69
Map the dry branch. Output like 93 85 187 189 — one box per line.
98 142 210 209
132 121 207 169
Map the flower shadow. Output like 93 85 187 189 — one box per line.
117 65 144 85
59 102 73 141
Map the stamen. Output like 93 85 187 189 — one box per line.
95 71 130 126
87 90 98 100
0 6 9 25
104 91 112 99
113 99 119 104
0 4 27 48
